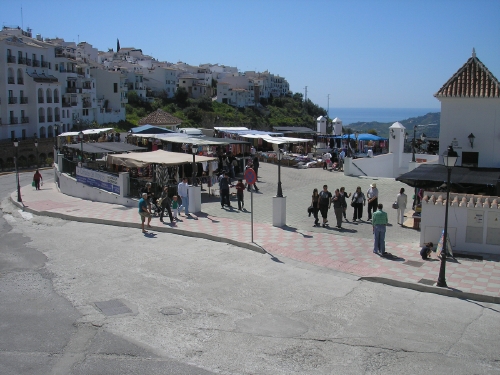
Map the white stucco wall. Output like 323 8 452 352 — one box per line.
420 192 500 255
438 97 500 168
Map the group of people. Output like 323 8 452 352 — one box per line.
309 183 383 228
138 180 187 233
218 159 259 210
322 149 345 172
308 183 410 255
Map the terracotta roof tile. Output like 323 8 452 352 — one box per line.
138 109 183 126
435 50 500 98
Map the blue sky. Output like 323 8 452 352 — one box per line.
3 0 499 109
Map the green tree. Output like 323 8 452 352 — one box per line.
367 129 378 135
174 87 189 108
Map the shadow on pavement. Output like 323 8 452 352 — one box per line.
195 213 220 223
380 252 405 262
281 225 313 238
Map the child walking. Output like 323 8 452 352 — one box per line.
235 179 245 210
171 196 179 221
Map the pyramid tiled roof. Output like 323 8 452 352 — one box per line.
435 49 500 99
138 109 182 126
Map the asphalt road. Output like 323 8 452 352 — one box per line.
0 170 214 375
1 169 499 374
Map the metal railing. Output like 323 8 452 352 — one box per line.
7 56 16 63
21 117 29 123
61 157 78 177
54 97 60 103
26 58 32 66
55 115 60 121
8 97 17 104
41 61 48 68
18 57 26 64
38 97 44 103
8 77 15 84
9 117 18 124
20 97 28 104
39 116 45 123
33 59 40 67
46 97 52 103
47 116 53 122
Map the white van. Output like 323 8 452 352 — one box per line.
178 128 204 137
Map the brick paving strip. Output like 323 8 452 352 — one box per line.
10 181 500 305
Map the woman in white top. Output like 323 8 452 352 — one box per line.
396 188 408 226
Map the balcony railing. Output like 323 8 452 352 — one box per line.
62 102 71 107
39 116 45 123
8 77 15 84
83 102 92 108
47 116 53 122
54 97 60 103
41 61 48 68
8 97 17 104
7 56 16 63
21 117 29 123
18 57 26 64
66 87 82 94
33 59 40 67
20 97 28 104
17 78 24 84
82 85 92 90
10 117 18 124
46 97 52 103
71 102 78 106
38 97 44 103
26 58 32 66
55 115 60 122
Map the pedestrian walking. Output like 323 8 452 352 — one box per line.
396 187 408 226
235 179 245 210
339 187 351 222
158 186 173 224
219 173 232 208
318 185 332 228
338 149 345 171
311 188 320 226
372 204 388 255
322 151 331 170
138 192 152 233
351 186 366 222
177 177 189 216
367 183 379 221
252 155 260 181
33 169 43 190
332 189 344 228
171 196 179 221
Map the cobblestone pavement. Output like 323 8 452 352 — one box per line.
8 163 500 304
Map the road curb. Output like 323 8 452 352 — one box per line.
9 196 266 255
360 276 500 305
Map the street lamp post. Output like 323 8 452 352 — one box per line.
276 149 283 197
191 145 198 186
355 131 359 154
13 138 22 203
34 135 39 168
436 145 458 288
78 131 84 162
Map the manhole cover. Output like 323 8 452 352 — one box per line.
94 299 132 316
403 260 424 268
418 278 435 286
160 307 184 316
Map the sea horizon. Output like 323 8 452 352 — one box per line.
327 107 440 125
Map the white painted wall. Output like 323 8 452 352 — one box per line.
420 192 500 255
438 97 500 168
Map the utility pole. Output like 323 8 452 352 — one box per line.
304 86 308 102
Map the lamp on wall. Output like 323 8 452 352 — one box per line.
468 133 475 148
420 133 426 142
390 129 395 139
405 132 409 142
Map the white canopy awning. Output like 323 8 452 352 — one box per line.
260 135 313 144
59 128 114 137
107 150 217 168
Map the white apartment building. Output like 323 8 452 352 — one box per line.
90 67 127 124
434 49 500 168
0 27 127 141
144 66 178 97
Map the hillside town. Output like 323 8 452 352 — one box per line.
0 25 291 141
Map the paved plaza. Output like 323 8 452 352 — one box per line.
10 162 500 304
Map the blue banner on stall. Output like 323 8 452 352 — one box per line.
76 167 120 195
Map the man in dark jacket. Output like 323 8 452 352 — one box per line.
219 173 232 208
158 186 173 223
252 155 260 181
